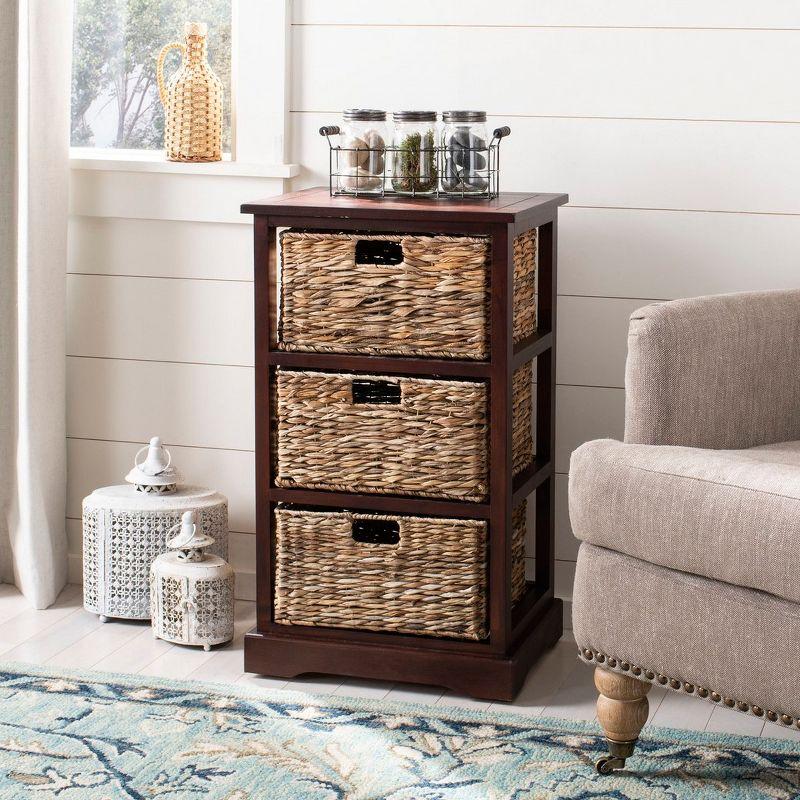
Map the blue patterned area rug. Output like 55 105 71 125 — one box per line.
1 662 799 799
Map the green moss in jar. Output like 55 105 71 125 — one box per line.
392 131 437 193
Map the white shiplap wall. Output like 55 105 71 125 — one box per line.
67 0 800 619
66 173 285 597
289 0 800 614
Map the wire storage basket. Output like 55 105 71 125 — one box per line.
320 125 511 199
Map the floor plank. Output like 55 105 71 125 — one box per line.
281 675 344 695
540 655 597 721
235 672 290 692
335 678 395 700
93 624 176 673
435 692 492 711
645 685 668 724
0 583 41 626
0 583 792 744
490 640 580 717
138 640 219 679
762 723 800 742
705 705 765 738
0 585 85 656
651 689 714 732
186 602 255 684
384 683 445 705
4 607 105 663
48 618 149 669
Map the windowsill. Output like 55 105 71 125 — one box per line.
69 148 300 179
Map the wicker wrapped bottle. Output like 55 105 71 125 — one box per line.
157 22 223 162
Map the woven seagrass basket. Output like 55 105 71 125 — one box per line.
273 503 528 639
274 363 532 502
277 228 537 360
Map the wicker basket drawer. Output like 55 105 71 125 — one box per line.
278 228 536 360
275 366 533 502
272 508 469 638
275 369 488 501
274 505 528 639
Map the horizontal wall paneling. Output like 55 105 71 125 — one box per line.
67 274 253 366
69 217 254 282
71 170 283 224
557 296 647 389
558 206 800 299
292 26 799 121
293 113 800 215
555 386 625 473
67 438 256 534
294 1 800 29
66 358 254 452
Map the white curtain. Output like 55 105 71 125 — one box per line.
0 0 71 608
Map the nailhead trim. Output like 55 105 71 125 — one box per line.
577 646 798 729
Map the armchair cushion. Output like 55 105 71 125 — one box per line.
570 438 800 604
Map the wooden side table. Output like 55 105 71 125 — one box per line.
241 187 568 701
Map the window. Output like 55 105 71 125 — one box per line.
70 0 232 152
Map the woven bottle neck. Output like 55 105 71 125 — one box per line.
186 35 207 64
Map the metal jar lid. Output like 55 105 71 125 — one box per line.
442 110 486 123
393 110 437 123
343 109 386 122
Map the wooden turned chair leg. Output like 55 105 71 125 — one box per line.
594 667 651 774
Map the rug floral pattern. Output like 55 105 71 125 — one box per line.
0 662 799 799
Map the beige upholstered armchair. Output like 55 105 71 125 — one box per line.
569 289 800 774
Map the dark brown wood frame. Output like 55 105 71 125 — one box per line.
241 188 568 701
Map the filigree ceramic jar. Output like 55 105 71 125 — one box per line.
150 511 235 651
82 437 228 622
391 111 438 195
441 110 489 195
338 109 388 194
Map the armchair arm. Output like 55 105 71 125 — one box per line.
624 289 800 449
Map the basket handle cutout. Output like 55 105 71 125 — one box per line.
354 239 403 266
352 519 400 545
352 379 401 405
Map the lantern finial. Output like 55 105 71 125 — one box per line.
125 435 183 493
167 510 215 562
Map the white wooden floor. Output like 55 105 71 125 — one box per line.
1 583 797 743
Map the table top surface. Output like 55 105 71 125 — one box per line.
241 186 568 223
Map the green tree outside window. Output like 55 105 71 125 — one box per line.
71 0 231 151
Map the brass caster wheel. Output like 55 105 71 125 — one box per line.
596 756 626 775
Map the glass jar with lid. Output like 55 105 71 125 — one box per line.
337 109 388 195
391 111 438 195
441 111 489 195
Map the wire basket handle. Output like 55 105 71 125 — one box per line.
319 125 341 147
491 126 511 144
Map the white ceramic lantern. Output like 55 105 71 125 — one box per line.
150 511 235 650
82 437 228 622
